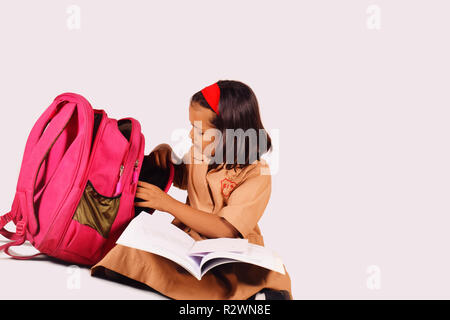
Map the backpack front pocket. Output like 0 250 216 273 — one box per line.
72 180 121 238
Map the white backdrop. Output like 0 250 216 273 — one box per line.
1 0 450 299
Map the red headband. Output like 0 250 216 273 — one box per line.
201 82 220 115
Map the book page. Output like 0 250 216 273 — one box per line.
199 243 286 277
116 212 202 279
199 257 238 275
189 238 249 255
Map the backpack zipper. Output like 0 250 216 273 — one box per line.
113 164 125 196
112 118 141 195
132 160 139 184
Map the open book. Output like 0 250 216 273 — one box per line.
116 212 286 280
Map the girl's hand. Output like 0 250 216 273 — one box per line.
148 143 174 169
134 181 173 212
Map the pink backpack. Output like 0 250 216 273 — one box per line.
0 92 173 265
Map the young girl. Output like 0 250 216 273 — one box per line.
91 80 293 300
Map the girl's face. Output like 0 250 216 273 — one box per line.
189 102 217 159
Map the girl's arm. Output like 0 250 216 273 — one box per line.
165 197 240 239
135 181 240 239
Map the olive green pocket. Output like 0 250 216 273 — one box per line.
73 180 121 238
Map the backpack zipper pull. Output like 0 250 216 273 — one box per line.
113 164 125 196
132 160 139 184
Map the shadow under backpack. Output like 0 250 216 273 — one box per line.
0 92 174 266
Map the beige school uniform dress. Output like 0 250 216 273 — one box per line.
91 148 293 300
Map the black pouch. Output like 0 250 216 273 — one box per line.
134 154 174 215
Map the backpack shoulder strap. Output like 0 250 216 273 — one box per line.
0 92 94 260
17 93 93 236
0 210 42 259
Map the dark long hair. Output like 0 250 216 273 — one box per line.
191 80 272 172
